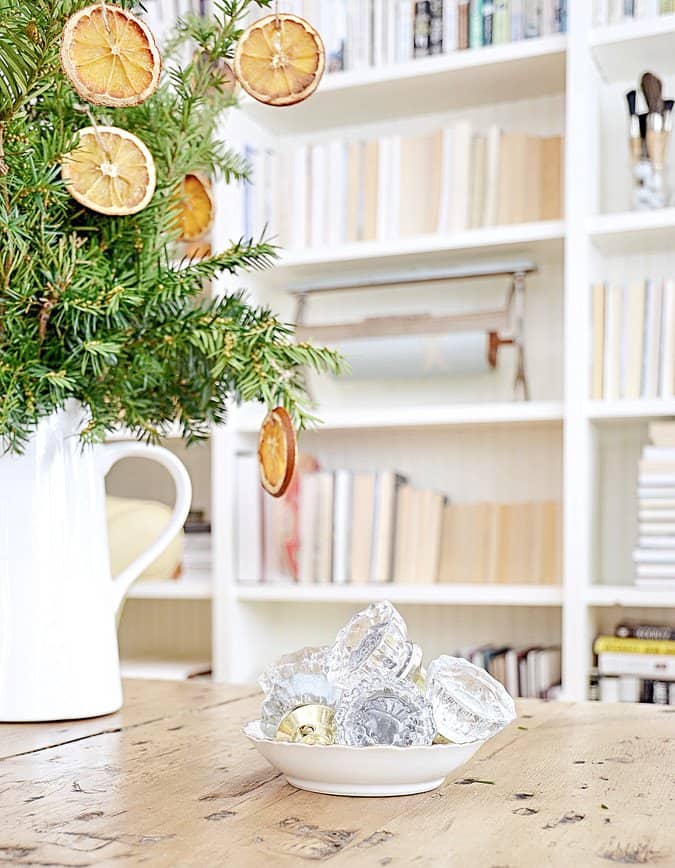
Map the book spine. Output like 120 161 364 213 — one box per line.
511 0 524 38
414 0 432 56
458 0 470 48
524 0 539 36
443 0 457 50
429 0 444 52
616 622 675 641
594 635 675 655
493 0 510 42
482 0 494 43
469 0 483 47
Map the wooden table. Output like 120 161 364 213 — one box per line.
1 681 673 867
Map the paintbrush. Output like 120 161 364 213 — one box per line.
641 73 667 168
626 89 641 162
641 72 663 114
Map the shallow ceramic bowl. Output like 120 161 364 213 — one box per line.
243 720 486 797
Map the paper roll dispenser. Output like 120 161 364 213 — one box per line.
292 260 534 399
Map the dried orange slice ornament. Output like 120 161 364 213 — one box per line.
234 13 325 107
173 173 214 242
258 406 297 497
61 126 156 216
60 4 161 108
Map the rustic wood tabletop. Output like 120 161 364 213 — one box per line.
1 680 673 867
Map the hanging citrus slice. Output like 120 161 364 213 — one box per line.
234 13 325 107
258 406 297 497
60 3 161 108
173 173 214 242
61 126 156 216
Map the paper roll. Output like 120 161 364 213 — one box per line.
333 331 493 380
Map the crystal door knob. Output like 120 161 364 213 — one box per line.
334 676 435 747
327 601 418 687
259 646 341 739
425 655 516 744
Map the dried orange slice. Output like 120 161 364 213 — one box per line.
173 173 214 242
61 126 156 216
60 3 161 108
234 13 325 107
258 406 297 497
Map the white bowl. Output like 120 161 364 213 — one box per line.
243 720 486 797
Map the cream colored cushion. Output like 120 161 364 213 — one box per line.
106 495 183 582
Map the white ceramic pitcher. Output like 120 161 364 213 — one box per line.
0 400 192 721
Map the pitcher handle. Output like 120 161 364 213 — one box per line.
98 442 192 614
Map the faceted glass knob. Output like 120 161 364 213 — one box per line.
426 655 516 744
259 646 341 739
334 676 435 747
327 601 417 687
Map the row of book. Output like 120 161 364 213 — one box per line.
591 280 675 401
241 128 563 247
593 0 675 26
234 453 561 585
592 623 675 704
460 643 561 698
633 422 675 589
270 1 566 72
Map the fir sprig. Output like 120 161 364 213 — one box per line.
0 0 342 453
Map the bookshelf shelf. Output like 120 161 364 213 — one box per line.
586 400 675 422
587 209 675 255
234 583 563 607
590 13 675 82
241 35 567 134
126 576 212 601
233 401 564 434
265 221 565 286
587 586 675 609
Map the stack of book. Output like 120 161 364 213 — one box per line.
259 1 566 72
593 0 674 26
460 643 561 698
591 279 675 401
234 453 562 586
633 422 675 590
593 622 675 704
245 128 563 247
181 510 212 579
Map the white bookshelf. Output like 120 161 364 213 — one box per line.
121 4 675 691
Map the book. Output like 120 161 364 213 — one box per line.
235 453 263 583
350 472 376 583
594 635 675 655
443 0 457 50
616 622 675 641
363 139 379 242
417 489 445 583
524 0 540 36
660 279 675 398
469 0 483 48
437 502 497 583
399 131 443 236
649 422 675 447
457 0 471 48
493 0 510 43
591 282 605 399
430 0 444 52
603 283 623 400
439 119 472 233
414 1 432 56
469 133 488 228
624 280 646 399
642 279 663 398
315 471 334 583
394 484 415 583
298 472 320 583
540 135 563 220
598 651 675 678
483 124 502 226
482 0 495 44
371 471 407 582
511 0 524 38
332 469 353 585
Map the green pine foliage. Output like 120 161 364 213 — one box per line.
0 0 342 452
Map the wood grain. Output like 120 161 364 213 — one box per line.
0 682 673 867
